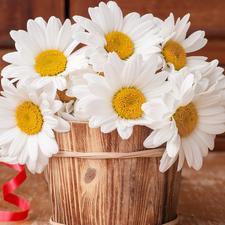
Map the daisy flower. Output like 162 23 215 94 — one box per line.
68 52 171 139
2 16 88 93
157 13 207 71
143 72 225 172
0 78 70 173
73 1 162 72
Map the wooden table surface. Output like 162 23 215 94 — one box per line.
0 152 225 225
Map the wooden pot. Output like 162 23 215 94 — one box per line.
47 121 181 225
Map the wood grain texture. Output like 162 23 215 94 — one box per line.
0 0 65 48
47 121 181 225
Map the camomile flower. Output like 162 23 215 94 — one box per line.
143 72 225 172
157 13 207 71
68 52 171 139
2 16 88 93
0 78 70 173
73 1 162 72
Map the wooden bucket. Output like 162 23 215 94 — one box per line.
47 121 181 225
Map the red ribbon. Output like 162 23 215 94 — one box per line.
0 162 30 221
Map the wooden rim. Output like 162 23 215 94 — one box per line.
49 215 179 225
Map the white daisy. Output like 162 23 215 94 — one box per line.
0 78 70 173
2 16 88 93
143 72 225 172
68 52 171 139
73 1 162 72
157 13 207 71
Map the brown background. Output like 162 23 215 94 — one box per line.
0 0 225 150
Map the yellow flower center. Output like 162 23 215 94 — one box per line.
16 102 43 135
35 49 67 77
104 31 134 60
162 41 186 70
57 89 76 103
112 87 146 119
173 103 198 137
99 72 105 77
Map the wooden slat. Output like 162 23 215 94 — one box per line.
0 0 65 48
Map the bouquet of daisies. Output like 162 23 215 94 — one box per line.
0 1 225 174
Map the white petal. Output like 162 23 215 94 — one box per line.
117 126 133 140
3 52 26 66
38 132 58 157
198 113 225 125
101 121 117 133
153 125 174 146
121 54 142 87
67 85 91 99
9 131 27 158
144 130 161 148
180 88 194 106
177 146 185 171
107 1 123 31
43 83 57 104
53 116 70 132
52 76 67 91
104 62 122 92
47 16 60 49
57 19 72 52
88 80 113 101
85 99 114 117
181 31 207 53
181 137 193 167
194 94 222 109
197 105 225 116
166 132 180 157
44 115 59 128
180 74 194 94
27 134 39 162
42 123 55 138
0 127 21 146
191 130 208 157
27 19 47 51
197 123 225 134
187 135 203 170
